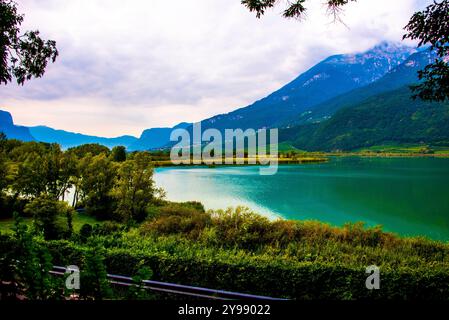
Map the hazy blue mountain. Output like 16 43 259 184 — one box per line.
29 126 138 150
0 110 35 141
287 48 437 126
128 122 191 151
197 42 416 132
1 109 190 151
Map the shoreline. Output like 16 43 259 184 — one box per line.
150 152 449 168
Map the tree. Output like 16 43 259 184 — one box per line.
404 0 449 102
1 0 58 85
67 143 110 158
0 145 7 193
24 195 74 240
13 143 76 200
78 153 117 220
241 0 357 20
10 214 61 299
242 0 449 102
80 243 111 300
113 152 162 222
111 146 127 162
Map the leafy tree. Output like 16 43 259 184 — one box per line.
78 153 117 220
0 133 7 198
67 143 110 158
0 131 6 149
13 144 76 200
79 223 93 242
11 213 61 299
0 0 58 85
24 195 74 240
242 0 449 102
80 243 111 300
112 152 162 222
126 263 153 300
0 147 8 193
111 145 127 162
404 0 449 102
241 0 356 19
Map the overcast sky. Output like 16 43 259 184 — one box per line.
0 0 432 137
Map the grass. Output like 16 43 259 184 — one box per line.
0 212 102 234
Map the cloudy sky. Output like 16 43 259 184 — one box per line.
0 0 431 137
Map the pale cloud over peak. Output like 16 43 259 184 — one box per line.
0 0 432 137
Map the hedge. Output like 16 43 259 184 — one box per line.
27 239 449 300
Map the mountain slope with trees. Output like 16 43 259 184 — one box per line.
280 87 449 151
286 49 436 126
196 43 415 132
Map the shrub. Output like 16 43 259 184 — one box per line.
79 224 93 242
24 195 75 240
140 202 211 239
0 195 29 219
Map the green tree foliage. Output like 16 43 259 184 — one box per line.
113 152 162 222
126 263 153 300
80 243 111 300
241 0 356 19
10 214 61 299
67 143 110 158
25 195 74 240
0 145 7 193
78 153 117 220
404 0 449 102
0 0 58 85
12 144 76 200
111 146 127 162
79 223 93 242
280 86 449 151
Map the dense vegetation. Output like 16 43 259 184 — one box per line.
2 204 449 300
1 136 449 300
280 87 449 151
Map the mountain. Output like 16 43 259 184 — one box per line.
287 48 436 126
28 126 138 150
128 122 191 151
0 110 35 142
280 86 449 151
196 42 416 132
0 109 190 151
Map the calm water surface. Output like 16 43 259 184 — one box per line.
154 157 449 241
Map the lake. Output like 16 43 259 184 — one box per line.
154 157 449 241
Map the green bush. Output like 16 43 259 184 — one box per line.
0 195 29 219
24 195 75 240
29 236 449 300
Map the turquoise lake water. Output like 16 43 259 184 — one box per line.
154 157 449 241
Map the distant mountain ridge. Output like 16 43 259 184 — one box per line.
280 86 449 151
0 110 35 142
28 126 139 150
0 109 191 150
287 49 437 127
128 122 191 151
3 42 443 152
278 48 449 151
195 42 416 132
